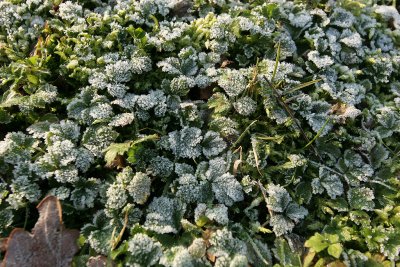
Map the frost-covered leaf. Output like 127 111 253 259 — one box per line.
127 172 151 205
312 167 344 199
285 203 308 223
167 127 203 159
212 173 244 206
144 197 185 234
273 238 302 267
208 92 231 114
347 187 375 211
202 131 227 158
266 184 291 213
218 69 247 98
269 214 295 236
125 233 162 267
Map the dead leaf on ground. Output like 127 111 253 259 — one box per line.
1 195 79 267
0 238 7 252
87 255 115 267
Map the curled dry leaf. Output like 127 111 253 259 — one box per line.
1 196 79 267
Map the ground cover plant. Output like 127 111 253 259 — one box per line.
1 0 400 266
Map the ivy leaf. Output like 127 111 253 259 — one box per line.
2 196 79 267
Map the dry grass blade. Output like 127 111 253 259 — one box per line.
282 79 321 96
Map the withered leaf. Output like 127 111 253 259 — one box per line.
0 238 7 252
2 196 79 267
87 255 115 267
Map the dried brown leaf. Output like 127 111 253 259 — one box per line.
0 238 7 252
87 255 114 267
2 196 79 267
206 252 216 263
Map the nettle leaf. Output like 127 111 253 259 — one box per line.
2 196 79 267
266 184 292 213
246 238 272 267
269 215 295 237
327 243 343 259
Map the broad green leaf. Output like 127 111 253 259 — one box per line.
104 142 131 166
207 92 231 114
327 243 343 259
27 74 39 85
104 134 158 166
347 187 375 211
305 233 329 252
274 238 302 267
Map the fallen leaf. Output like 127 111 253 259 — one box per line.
206 252 216 263
220 59 234 68
87 255 114 267
2 196 79 267
0 238 7 252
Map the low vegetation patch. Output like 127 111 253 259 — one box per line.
1 0 400 266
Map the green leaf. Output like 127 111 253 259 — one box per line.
104 142 132 166
371 144 389 169
327 243 343 259
27 74 39 85
104 134 158 166
247 237 272 267
274 238 302 267
111 241 128 260
0 108 11 123
195 215 210 227
347 187 375 211
305 233 329 252
207 93 231 114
